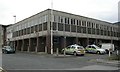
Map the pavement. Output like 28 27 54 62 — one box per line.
2 52 120 71
66 65 119 70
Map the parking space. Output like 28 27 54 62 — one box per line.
2 52 118 71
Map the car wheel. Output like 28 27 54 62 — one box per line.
73 52 77 56
97 51 100 54
4 51 8 54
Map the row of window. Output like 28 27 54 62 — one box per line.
13 22 120 37
7 15 48 34
8 15 118 34
53 15 118 32
13 22 47 37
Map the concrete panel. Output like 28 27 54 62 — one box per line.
53 31 119 40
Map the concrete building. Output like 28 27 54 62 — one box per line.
6 9 120 54
0 24 7 47
0 25 3 48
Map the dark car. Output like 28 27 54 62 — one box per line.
2 46 15 54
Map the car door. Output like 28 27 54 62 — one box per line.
86 46 92 52
91 46 97 53
65 46 71 54
69 46 75 54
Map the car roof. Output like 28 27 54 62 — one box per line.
87 44 96 47
70 44 83 47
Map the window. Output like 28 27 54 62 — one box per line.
58 16 61 23
31 26 34 33
60 17 63 23
65 18 67 24
45 15 48 22
71 25 76 32
96 24 99 29
87 22 91 27
58 23 63 31
35 25 38 32
77 20 79 26
91 23 94 28
39 24 42 31
73 19 75 25
53 22 57 30
82 21 86 26
67 18 69 24
54 16 58 22
79 20 81 26
65 24 70 32
71 19 73 25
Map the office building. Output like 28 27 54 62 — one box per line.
6 9 120 53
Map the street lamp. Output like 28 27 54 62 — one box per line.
50 0 53 54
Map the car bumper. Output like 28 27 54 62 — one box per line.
7 51 15 53
100 51 106 54
76 51 85 55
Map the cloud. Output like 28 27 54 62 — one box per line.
0 0 119 25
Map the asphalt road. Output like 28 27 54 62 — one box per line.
2 52 119 70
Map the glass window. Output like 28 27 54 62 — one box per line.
58 16 61 23
67 18 69 24
60 16 63 23
45 15 48 22
82 21 86 26
58 23 63 31
65 17 67 24
71 19 73 25
77 20 79 26
79 20 81 26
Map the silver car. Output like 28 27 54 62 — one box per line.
61 44 85 56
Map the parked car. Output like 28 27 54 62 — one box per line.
2 46 15 54
85 45 106 54
61 44 85 56
99 43 115 54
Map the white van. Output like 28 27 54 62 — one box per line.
100 43 115 53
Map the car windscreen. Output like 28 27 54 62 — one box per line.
77 46 84 49
94 45 101 49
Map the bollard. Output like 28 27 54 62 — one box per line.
45 46 47 54
63 49 66 56
109 48 112 57
109 51 111 57
56 48 59 56
117 50 119 55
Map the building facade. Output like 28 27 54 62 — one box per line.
6 9 120 54
0 24 7 47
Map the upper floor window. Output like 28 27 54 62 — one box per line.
82 21 86 27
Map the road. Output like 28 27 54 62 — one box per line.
2 52 119 71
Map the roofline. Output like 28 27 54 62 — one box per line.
10 8 119 26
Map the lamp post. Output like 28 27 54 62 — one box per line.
50 0 53 54
13 15 16 49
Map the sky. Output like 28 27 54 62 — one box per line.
0 0 120 25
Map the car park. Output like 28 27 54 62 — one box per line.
2 46 15 54
61 44 85 56
85 45 106 54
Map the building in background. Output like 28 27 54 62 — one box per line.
6 9 120 54
0 25 3 48
0 24 7 47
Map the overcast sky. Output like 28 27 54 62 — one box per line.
0 0 119 25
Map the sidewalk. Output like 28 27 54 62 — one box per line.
37 52 74 58
67 65 119 70
96 59 120 65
